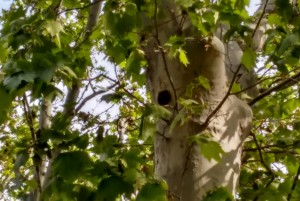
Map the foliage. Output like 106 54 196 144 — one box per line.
0 0 300 200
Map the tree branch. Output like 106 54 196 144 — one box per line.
64 0 102 120
249 71 300 106
153 0 178 111
200 63 242 130
252 0 269 38
250 132 274 201
287 165 300 201
250 132 274 174
75 83 118 112
58 0 102 15
22 95 42 196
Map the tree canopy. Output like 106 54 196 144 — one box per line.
0 0 300 200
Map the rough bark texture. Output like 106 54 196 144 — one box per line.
143 1 253 200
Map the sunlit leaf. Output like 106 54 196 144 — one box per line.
231 83 241 93
43 20 64 37
179 48 189 66
197 75 211 90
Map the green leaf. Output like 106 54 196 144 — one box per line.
0 42 8 62
178 48 189 67
275 0 293 22
259 185 285 201
203 187 234 201
0 85 13 123
191 133 225 162
200 140 225 162
179 98 199 106
96 176 134 200
61 66 77 78
25 180 38 189
268 13 282 26
149 104 172 120
141 117 156 141
136 182 167 201
126 49 146 85
42 177 74 201
53 151 92 182
176 0 195 8
14 150 29 173
165 35 186 57
75 134 89 149
241 48 256 70
123 168 140 183
90 161 111 178
234 0 249 10
197 75 211 90
169 108 187 132
293 121 300 130
231 83 241 93
104 4 138 37
43 20 64 37
101 93 123 103
278 34 299 56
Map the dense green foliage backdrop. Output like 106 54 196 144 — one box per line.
0 0 300 200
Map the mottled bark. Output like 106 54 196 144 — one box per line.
143 1 253 200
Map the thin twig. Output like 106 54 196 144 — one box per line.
251 131 275 201
252 0 269 38
287 165 300 201
22 95 42 194
22 95 36 141
58 0 102 15
75 83 118 112
250 132 274 174
199 0 269 129
200 63 242 130
249 71 300 106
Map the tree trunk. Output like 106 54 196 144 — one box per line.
143 1 253 200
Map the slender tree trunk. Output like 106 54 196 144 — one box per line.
143 1 253 200
36 1 102 200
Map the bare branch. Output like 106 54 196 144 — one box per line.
22 95 42 195
64 0 103 120
252 0 269 38
250 132 275 200
75 83 118 112
200 63 242 130
58 0 102 15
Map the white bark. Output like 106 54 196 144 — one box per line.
143 1 254 200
